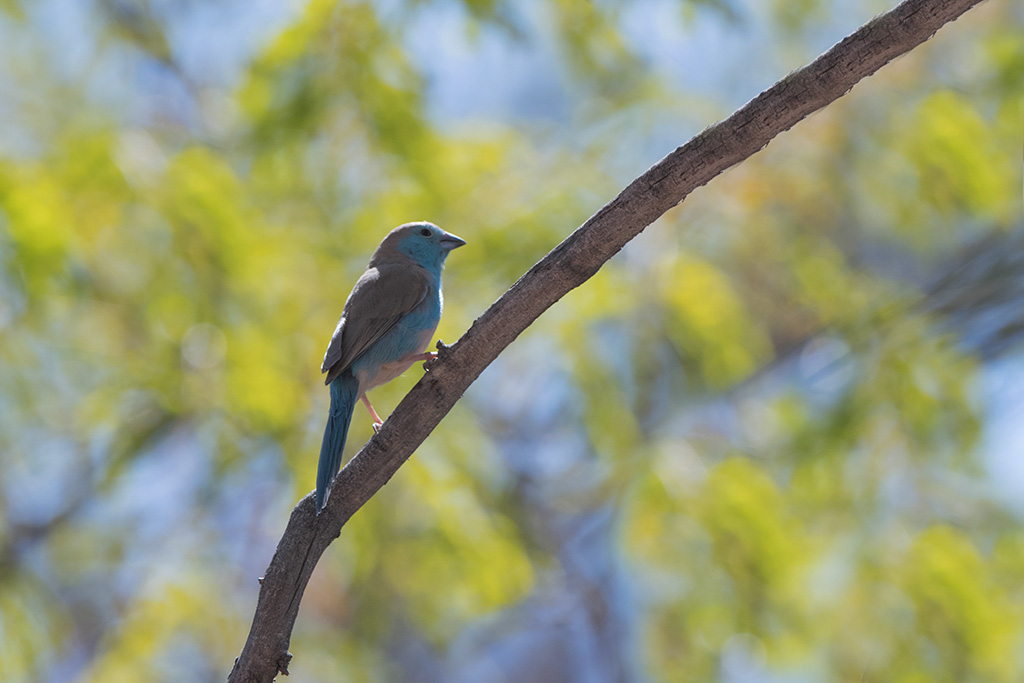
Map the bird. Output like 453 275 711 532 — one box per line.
316 221 466 513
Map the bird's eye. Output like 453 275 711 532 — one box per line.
419 228 432 237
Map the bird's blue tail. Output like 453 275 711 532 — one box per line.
317 371 359 513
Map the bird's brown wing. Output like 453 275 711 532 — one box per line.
321 264 430 385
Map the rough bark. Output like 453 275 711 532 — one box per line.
228 0 989 679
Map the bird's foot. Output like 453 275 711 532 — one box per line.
423 340 452 371
372 420 383 433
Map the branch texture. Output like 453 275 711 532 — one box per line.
228 0 988 679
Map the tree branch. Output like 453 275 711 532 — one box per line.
228 0 988 679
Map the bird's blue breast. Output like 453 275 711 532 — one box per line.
350 273 443 391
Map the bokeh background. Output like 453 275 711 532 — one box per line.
1 0 1022 681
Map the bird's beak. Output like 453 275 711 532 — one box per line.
439 232 467 250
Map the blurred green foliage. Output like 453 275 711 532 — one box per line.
0 0 1021 681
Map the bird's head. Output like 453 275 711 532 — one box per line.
373 221 466 269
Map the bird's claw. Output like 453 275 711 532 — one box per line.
372 421 383 433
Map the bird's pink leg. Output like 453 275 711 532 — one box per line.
360 394 385 432
402 351 437 363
